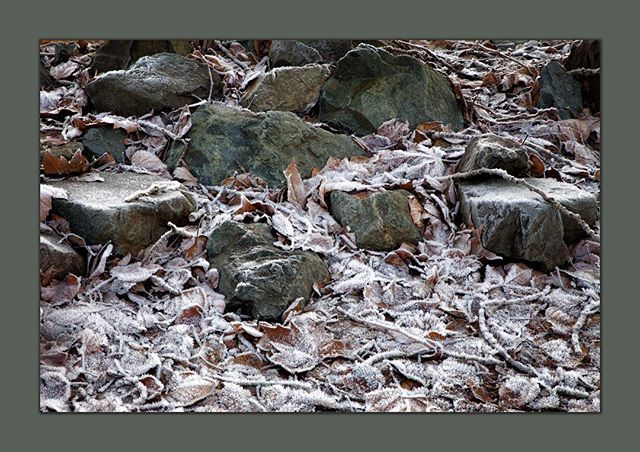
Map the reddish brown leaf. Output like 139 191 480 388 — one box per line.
42 150 90 176
41 274 81 303
529 153 545 176
284 159 307 209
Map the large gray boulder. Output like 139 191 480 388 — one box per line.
241 64 331 113
319 44 464 135
536 60 583 119
86 53 222 117
269 40 354 67
40 224 84 278
457 178 598 270
165 102 363 186
207 221 329 320
330 190 422 251
91 40 192 73
457 134 530 176
49 172 197 256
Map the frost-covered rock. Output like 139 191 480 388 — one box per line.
81 127 127 162
241 64 331 113
536 60 583 119
40 223 84 278
319 44 464 134
91 40 192 74
269 40 355 67
457 134 529 176
457 178 598 270
86 53 222 117
165 102 363 186
49 172 196 256
330 190 422 251
206 220 329 320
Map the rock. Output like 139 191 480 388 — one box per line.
457 178 598 270
564 40 600 113
536 61 583 119
49 172 197 256
40 58 55 89
269 40 354 67
206 221 329 320
457 134 529 176
319 44 464 135
329 190 422 251
40 142 84 164
165 102 363 186
241 64 331 113
53 42 77 66
81 128 127 162
91 40 192 73
86 53 222 117
40 224 84 278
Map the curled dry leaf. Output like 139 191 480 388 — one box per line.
529 153 545 176
166 374 214 407
43 150 90 177
130 151 170 176
41 274 82 303
284 159 307 210
50 60 80 80
407 195 425 228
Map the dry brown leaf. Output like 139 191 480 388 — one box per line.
284 159 307 209
130 151 170 176
50 60 80 80
41 274 81 303
407 195 425 228
529 154 545 176
43 150 90 177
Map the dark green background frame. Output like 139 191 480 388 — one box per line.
1 0 636 450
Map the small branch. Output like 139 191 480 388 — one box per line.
571 297 600 353
210 373 312 390
214 40 249 71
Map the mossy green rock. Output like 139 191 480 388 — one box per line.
40 224 84 278
49 172 197 256
457 134 530 176
537 60 583 119
91 40 192 73
166 102 363 186
86 53 222 117
81 128 127 162
330 190 422 251
206 221 329 320
269 40 355 67
319 44 464 135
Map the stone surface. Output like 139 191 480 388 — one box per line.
86 53 222 117
457 178 598 270
269 40 354 67
457 134 529 176
91 40 192 73
536 61 583 120
329 190 422 251
165 102 363 186
49 172 197 256
81 128 127 162
40 224 85 278
319 44 464 135
564 40 600 113
241 64 331 113
40 58 55 89
207 221 329 320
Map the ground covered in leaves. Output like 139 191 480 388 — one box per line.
40 39 600 412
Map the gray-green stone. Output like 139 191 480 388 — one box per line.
269 40 354 67
319 44 464 135
86 53 222 117
241 64 331 113
329 190 422 251
457 134 530 176
457 178 598 270
49 172 197 256
165 102 363 186
537 60 583 119
91 40 192 73
207 221 329 320
81 128 127 162
40 224 85 278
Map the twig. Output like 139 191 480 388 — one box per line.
571 297 600 353
210 373 312 390
214 40 249 71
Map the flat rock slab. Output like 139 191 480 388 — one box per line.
457 178 598 270
457 134 529 176
40 224 84 278
241 64 331 113
269 40 354 67
91 40 192 73
330 190 422 251
86 53 222 117
165 102 363 186
536 60 583 120
319 44 463 135
49 172 197 256
207 221 329 320
82 128 127 162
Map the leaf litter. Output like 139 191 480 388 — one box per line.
40 39 600 412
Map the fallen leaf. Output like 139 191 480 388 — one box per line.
130 151 170 176
42 150 90 176
284 159 307 209
41 274 81 303
40 185 67 222
529 154 545 176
